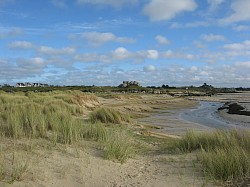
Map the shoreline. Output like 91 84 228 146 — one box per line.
217 102 250 128
187 92 250 129
139 93 250 136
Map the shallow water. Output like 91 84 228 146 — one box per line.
180 101 244 129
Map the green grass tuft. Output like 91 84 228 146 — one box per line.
102 128 134 163
174 129 250 184
198 147 250 182
83 123 134 163
83 123 108 141
89 107 130 124
175 129 250 152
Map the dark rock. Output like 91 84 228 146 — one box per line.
220 102 250 116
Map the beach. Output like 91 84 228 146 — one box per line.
139 92 250 137
189 91 250 129
0 91 249 187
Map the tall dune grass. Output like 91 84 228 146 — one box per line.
0 91 134 164
102 128 133 163
89 107 130 124
198 147 250 182
0 91 92 144
83 123 134 163
175 130 250 152
83 122 108 141
175 130 250 184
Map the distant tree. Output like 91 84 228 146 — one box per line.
162 84 169 88
3 84 11 87
200 83 214 89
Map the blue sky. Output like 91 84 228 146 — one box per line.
0 0 250 87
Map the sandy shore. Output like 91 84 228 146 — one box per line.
218 109 250 127
1 93 220 187
189 91 250 128
3 92 249 187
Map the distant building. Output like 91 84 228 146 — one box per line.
15 82 49 88
33 83 39 87
25 82 32 87
16 83 26 87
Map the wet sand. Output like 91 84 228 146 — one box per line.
139 92 250 135
208 92 250 128
181 101 250 129
139 107 212 135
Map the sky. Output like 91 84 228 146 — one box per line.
0 0 250 87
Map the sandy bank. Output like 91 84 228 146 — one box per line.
217 102 250 127
189 92 250 128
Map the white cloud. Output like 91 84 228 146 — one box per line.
220 0 250 24
75 48 160 63
233 25 250 31
201 51 226 64
224 40 250 51
143 65 156 72
207 0 224 11
74 53 100 63
146 50 159 59
0 57 47 82
170 21 209 29
81 32 135 46
162 50 174 58
50 0 67 8
15 57 46 74
76 0 138 8
112 47 131 60
2 55 250 87
199 71 209 76
190 66 198 73
235 61 250 69
8 41 33 49
155 35 170 45
38 46 75 55
82 32 115 45
0 27 23 39
193 41 207 49
161 50 195 60
201 33 226 42
143 0 197 21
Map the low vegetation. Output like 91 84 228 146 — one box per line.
174 130 250 185
89 107 130 124
0 90 249 186
0 92 86 143
83 123 134 163
0 91 136 184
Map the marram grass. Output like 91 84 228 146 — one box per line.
0 91 90 144
102 128 133 163
89 107 130 124
174 130 250 184
198 147 250 182
83 123 134 163
0 91 135 164
175 129 250 152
